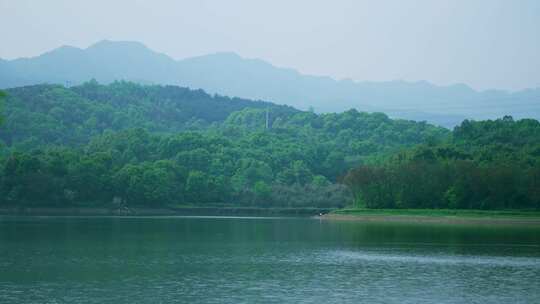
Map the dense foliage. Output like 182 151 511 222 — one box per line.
344 117 540 210
0 82 448 208
1 81 297 148
0 90 4 126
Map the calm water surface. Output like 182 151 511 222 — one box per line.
1 216 539 303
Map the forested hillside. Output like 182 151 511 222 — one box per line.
1 82 538 210
0 81 297 148
344 117 540 210
0 82 448 208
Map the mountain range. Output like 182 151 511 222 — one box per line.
1 40 539 127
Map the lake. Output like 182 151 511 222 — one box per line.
1 216 539 303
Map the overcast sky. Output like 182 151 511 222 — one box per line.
1 0 539 90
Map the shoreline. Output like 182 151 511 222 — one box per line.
3 207 540 225
0 206 334 217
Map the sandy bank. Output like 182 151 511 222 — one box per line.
321 213 540 226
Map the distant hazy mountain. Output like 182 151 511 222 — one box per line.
2 40 539 127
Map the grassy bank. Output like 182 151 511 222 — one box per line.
333 208 540 217
323 208 540 225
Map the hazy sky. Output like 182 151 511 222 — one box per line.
1 0 539 90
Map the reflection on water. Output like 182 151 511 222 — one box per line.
0 216 539 304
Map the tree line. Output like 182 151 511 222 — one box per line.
0 82 448 208
344 117 540 210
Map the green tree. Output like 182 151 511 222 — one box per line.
253 181 271 204
0 90 5 126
